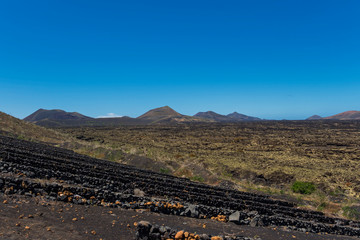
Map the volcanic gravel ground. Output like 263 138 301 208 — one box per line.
0 135 360 239
0 194 357 240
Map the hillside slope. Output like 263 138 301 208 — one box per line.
325 111 360 120
0 111 68 144
1 135 359 239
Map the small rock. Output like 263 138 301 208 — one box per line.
229 211 241 224
134 188 145 197
159 225 167 234
200 234 210 240
184 204 199 218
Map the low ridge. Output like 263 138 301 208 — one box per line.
194 111 232 122
227 112 261 121
195 111 261 122
24 109 92 122
325 111 360 120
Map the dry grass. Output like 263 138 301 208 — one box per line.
58 121 360 218
60 121 360 197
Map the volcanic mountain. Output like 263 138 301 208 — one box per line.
194 111 233 122
136 106 212 124
227 112 261 121
306 115 323 120
195 111 261 122
324 111 360 120
24 109 92 122
137 106 182 121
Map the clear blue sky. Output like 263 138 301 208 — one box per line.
1 1 359 120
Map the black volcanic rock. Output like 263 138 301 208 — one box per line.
227 112 261 121
24 109 92 122
306 115 323 120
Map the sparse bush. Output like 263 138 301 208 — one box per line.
291 181 316 194
342 206 360 220
190 175 204 182
17 135 26 140
160 168 170 174
317 202 327 211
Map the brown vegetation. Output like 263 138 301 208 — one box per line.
59 120 360 217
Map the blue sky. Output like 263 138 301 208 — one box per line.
0 1 359 120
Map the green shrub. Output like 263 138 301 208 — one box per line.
291 181 316 194
317 202 327 211
342 206 360 220
190 175 204 182
160 168 170 174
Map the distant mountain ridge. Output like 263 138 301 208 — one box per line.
20 107 360 127
24 109 92 122
227 112 261 121
194 111 261 122
305 111 360 120
324 111 360 120
194 111 232 122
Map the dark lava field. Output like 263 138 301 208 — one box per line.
1 135 360 240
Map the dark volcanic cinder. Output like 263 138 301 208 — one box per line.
0 135 360 239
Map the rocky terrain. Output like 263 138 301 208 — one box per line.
1 135 360 239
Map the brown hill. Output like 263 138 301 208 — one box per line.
227 112 261 121
137 106 182 121
24 109 92 122
195 111 261 122
324 111 360 120
194 111 232 122
306 115 323 120
137 106 213 124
